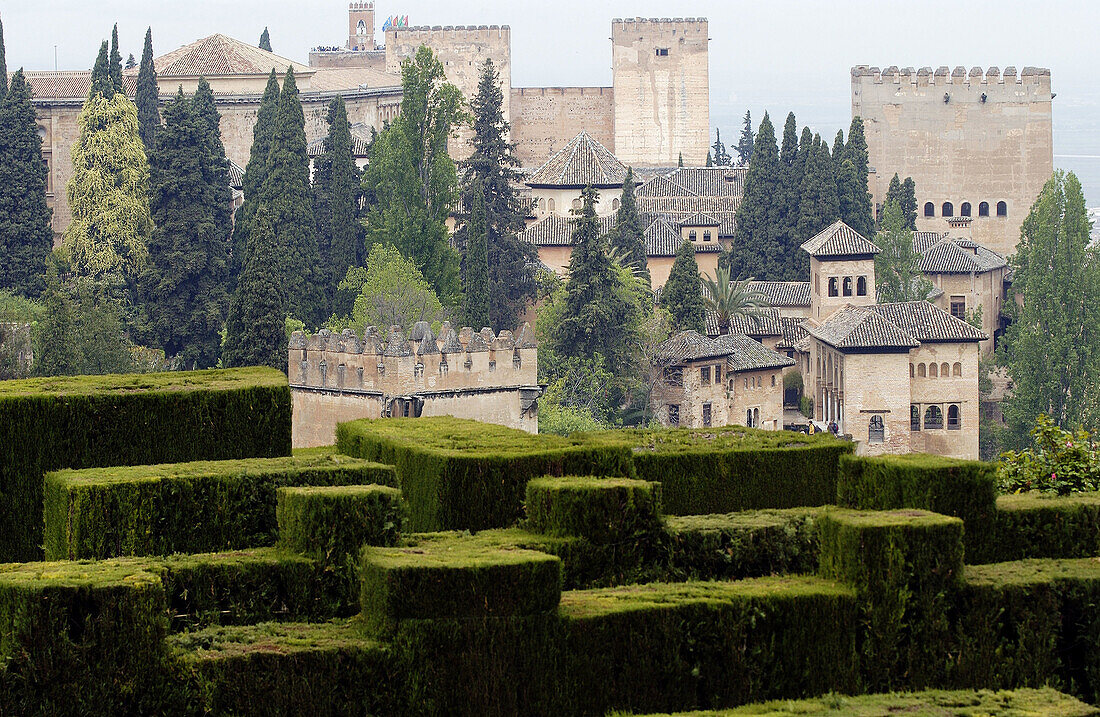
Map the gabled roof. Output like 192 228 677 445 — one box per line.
913 230 948 254
518 214 615 247
228 159 245 189
716 309 786 339
526 131 628 188
679 212 721 227
635 174 695 198
643 216 685 256
656 330 728 362
150 34 312 78
776 316 809 350
917 237 1007 274
867 302 988 343
307 122 374 158
805 305 919 351
714 334 796 372
645 167 746 197
800 220 881 258
745 281 810 307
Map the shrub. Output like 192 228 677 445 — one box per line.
44 453 395 560
998 414 1100 495
0 367 291 561
574 426 852 514
525 476 662 542
989 493 1100 563
336 416 634 531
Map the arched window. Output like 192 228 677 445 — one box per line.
689 230 697 241
910 363 915 378
703 231 712 242
947 404 961 430
828 277 839 297
754 408 760 425
997 201 1007 217
924 405 943 429
910 404 920 431
357 19 367 35
843 277 853 297
940 362 950 377
924 202 935 217
953 362 962 377
918 363 926 377
746 409 753 427
857 276 868 296
548 199 555 212
929 363 938 378
978 201 989 217
869 415 884 443
961 202 972 217
612 198 620 211
571 198 582 211
942 202 954 218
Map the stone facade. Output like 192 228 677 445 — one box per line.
510 87 615 168
809 256 876 321
852 64 1054 258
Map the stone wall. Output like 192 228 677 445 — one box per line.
927 268 1006 356
308 49 387 70
729 366 784 431
808 257 877 321
510 87 615 168
908 342 980 459
836 349 912 457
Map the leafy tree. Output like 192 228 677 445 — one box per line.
885 173 918 230
736 110 754 165
460 58 535 330
997 171 1100 446
711 128 731 167
609 167 649 284
135 28 160 152
873 199 932 303
701 265 768 334
337 243 443 332
312 95 363 312
363 46 466 307
231 69 280 284
90 41 113 99
259 27 272 52
109 24 124 95
663 238 705 333
727 112 781 280
840 116 874 237
462 182 490 328
0 71 54 298
795 136 839 247
224 207 288 371
263 68 326 328
33 260 78 376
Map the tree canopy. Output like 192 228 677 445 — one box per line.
223 207 288 371
885 173 918 230
231 69 280 285
135 28 160 152
609 167 649 285
338 243 444 333
873 199 932 304
259 27 272 52
727 112 780 280
663 238 705 333
736 110 753 165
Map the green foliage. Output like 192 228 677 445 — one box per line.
277 484 403 560
773 112 803 281
610 167 650 284
135 28 160 151
312 95 363 313
525 476 662 542
840 116 874 238
0 366 291 561
736 109 754 165
0 15 6 100
109 24 123 94
0 71 54 298
0 291 40 380
885 172 918 230
462 179 490 327
997 171 1100 447
231 69 280 285
992 492 1100 562
728 112 780 279
874 199 934 303
258 26 272 52
701 265 768 334
711 127 732 166
795 135 839 248
998 414 1100 494
335 242 444 333
223 207 289 371
537 354 615 432
663 238 705 332
90 40 112 99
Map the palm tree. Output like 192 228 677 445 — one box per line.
701 266 769 334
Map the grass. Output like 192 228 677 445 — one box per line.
820 507 963 529
964 557 1100 588
574 425 842 453
665 507 822 533
0 366 286 397
169 620 381 660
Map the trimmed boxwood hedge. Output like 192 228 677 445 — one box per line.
990 493 1100 563
526 476 662 542
336 417 635 531
0 367 292 562
837 453 999 562
44 452 395 560
573 426 853 515
278 484 404 558
818 508 964 692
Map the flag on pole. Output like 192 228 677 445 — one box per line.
382 16 392 32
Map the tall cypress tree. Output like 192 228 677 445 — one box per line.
90 41 113 99
460 57 535 330
736 110 754 165
711 128 731 166
841 116 874 237
663 238 705 333
610 167 649 284
0 71 54 297
312 95 362 312
900 177 917 230
109 24 124 94
836 158 863 241
774 112 801 281
34 259 80 376
224 207 288 371
0 14 8 100
795 137 840 248
231 69 280 284
727 112 780 280
259 27 272 52
832 129 845 164
462 180 490 328
135 28 159 151
264 68 325 328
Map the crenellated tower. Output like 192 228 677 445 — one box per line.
348 1 376 50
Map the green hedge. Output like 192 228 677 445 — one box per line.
560 577 859 715
990 493 1100 563
336 417 635 531
278 484 404 558
170 621 399 716
526 476 662 542
818 508 964 692
573 426 853 515
837 454 999 562
0 367 291 562
359 540 562 637
44 453 394 560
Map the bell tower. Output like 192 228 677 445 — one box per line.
348 2 376 50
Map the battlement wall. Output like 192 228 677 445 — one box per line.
511 87 614 168
852 65 1051 90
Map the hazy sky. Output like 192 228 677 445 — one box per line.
6 1 1100 194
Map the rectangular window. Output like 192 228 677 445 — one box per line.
950 296 966 320
714 365 721 383
700 366 710 385
668 404 680 426
911 404 920 431
655 47 669 56
771 374 777 387
664 367 683 387
702 402 712 427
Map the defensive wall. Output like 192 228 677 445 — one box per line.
510 86 615 168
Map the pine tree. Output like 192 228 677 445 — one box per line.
125 53 136 70
259 27 272 52
711 128 731 166
312 95 362 313
841 116 874 237
135 28 160 151
727 112 781 280
0 14 7 100
610 167 650 285
795 136 840 247
736 110 754 165
0 71 55 297
832 129 845 164
231 69 280 284
109 24 124 95
90 41 113 99
462 180 490 328
223 207 288 371
663 238 705 333
705 151 713 167
34 259 79 376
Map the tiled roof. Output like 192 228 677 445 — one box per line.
868 302 988 342
805 305 919 351
24 71 136 100
308 66 399 92
307 122 374 158
656 330 729 362
716 309 786 338
635 167 745 237
800 220 881 258
151 34 311 77
714 333 796 372
917 237 1007 274
913 231 947 254
526 131 628 187
644 167 746 197
635 174 695 198
679 211 721 226
228 159 245 189
776 317 808 350
745 281 810 307
519 213 718 257
644 216 685 256
518 214 615 247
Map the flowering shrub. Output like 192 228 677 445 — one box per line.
998 414 1100 494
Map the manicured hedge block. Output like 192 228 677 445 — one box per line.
818 508 964 692
561 577 859 715
837 453 998 562
0 367 291 562
44 452 394 560
526 476 662 542
359 540 562 636
574 426 853 515
171 621 399 716
620 688 1100 716
990 493 1100 563
277 484 404 558
336 416 635 531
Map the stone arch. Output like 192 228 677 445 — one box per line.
979 201 989 217
953 362 962 376
929 363 938 378
940 362 950 377
924 202 935 217
942 201 954 217
917 363 926 377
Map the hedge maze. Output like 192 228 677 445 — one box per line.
2 381 1100 715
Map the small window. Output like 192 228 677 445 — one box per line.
689 230 697 241
950 296 966 320
700 366 711 385
612 198 620 211
714 364 721 383
942 202 954 218
953 362 962 377
924 405 943 429
997 201 1007 217
771 374 776 387
947 404 961 430
664 367 683 387
856 276 868 296
746 409 753 427
703 231 711 242
655 47 669 56
753 408 759 426
978 201 989 217
828 277 839 297
941 362 950 377
571 198 582 211
929 363 938 378
911 404 921 431
961 202 972 217
843 277 853 297
548 198 555 212
538 197 545 211
869 415 884 444
924 202 935 217
744 378 749 389
909 363 915 378
918 363 926 377
702 402 712 427
668 404 680 427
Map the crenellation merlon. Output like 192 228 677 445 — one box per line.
852 64 1050 92
388 24 510 40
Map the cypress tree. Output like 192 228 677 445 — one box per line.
795 136 840 248
885 173 903 226
779 113 798 167
727 111 781 280
836 158 863 240
832 129 845 164
259 27 272 52
901 177 917 230
109 24 124 94
264 68 325 328
841 116 874 237
736 110 754 165
663 238 705 333
223 207 288 371
312 95 362 311
711 128 731 166
0 14 7 100
135 28 160 151
0 71 54 298
773 112 801 281
678 152 684 167
231 69 280 283
90 41 113 99
462 181 490 328
610 167 650 284
34 259 80 376
705 151 713 167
